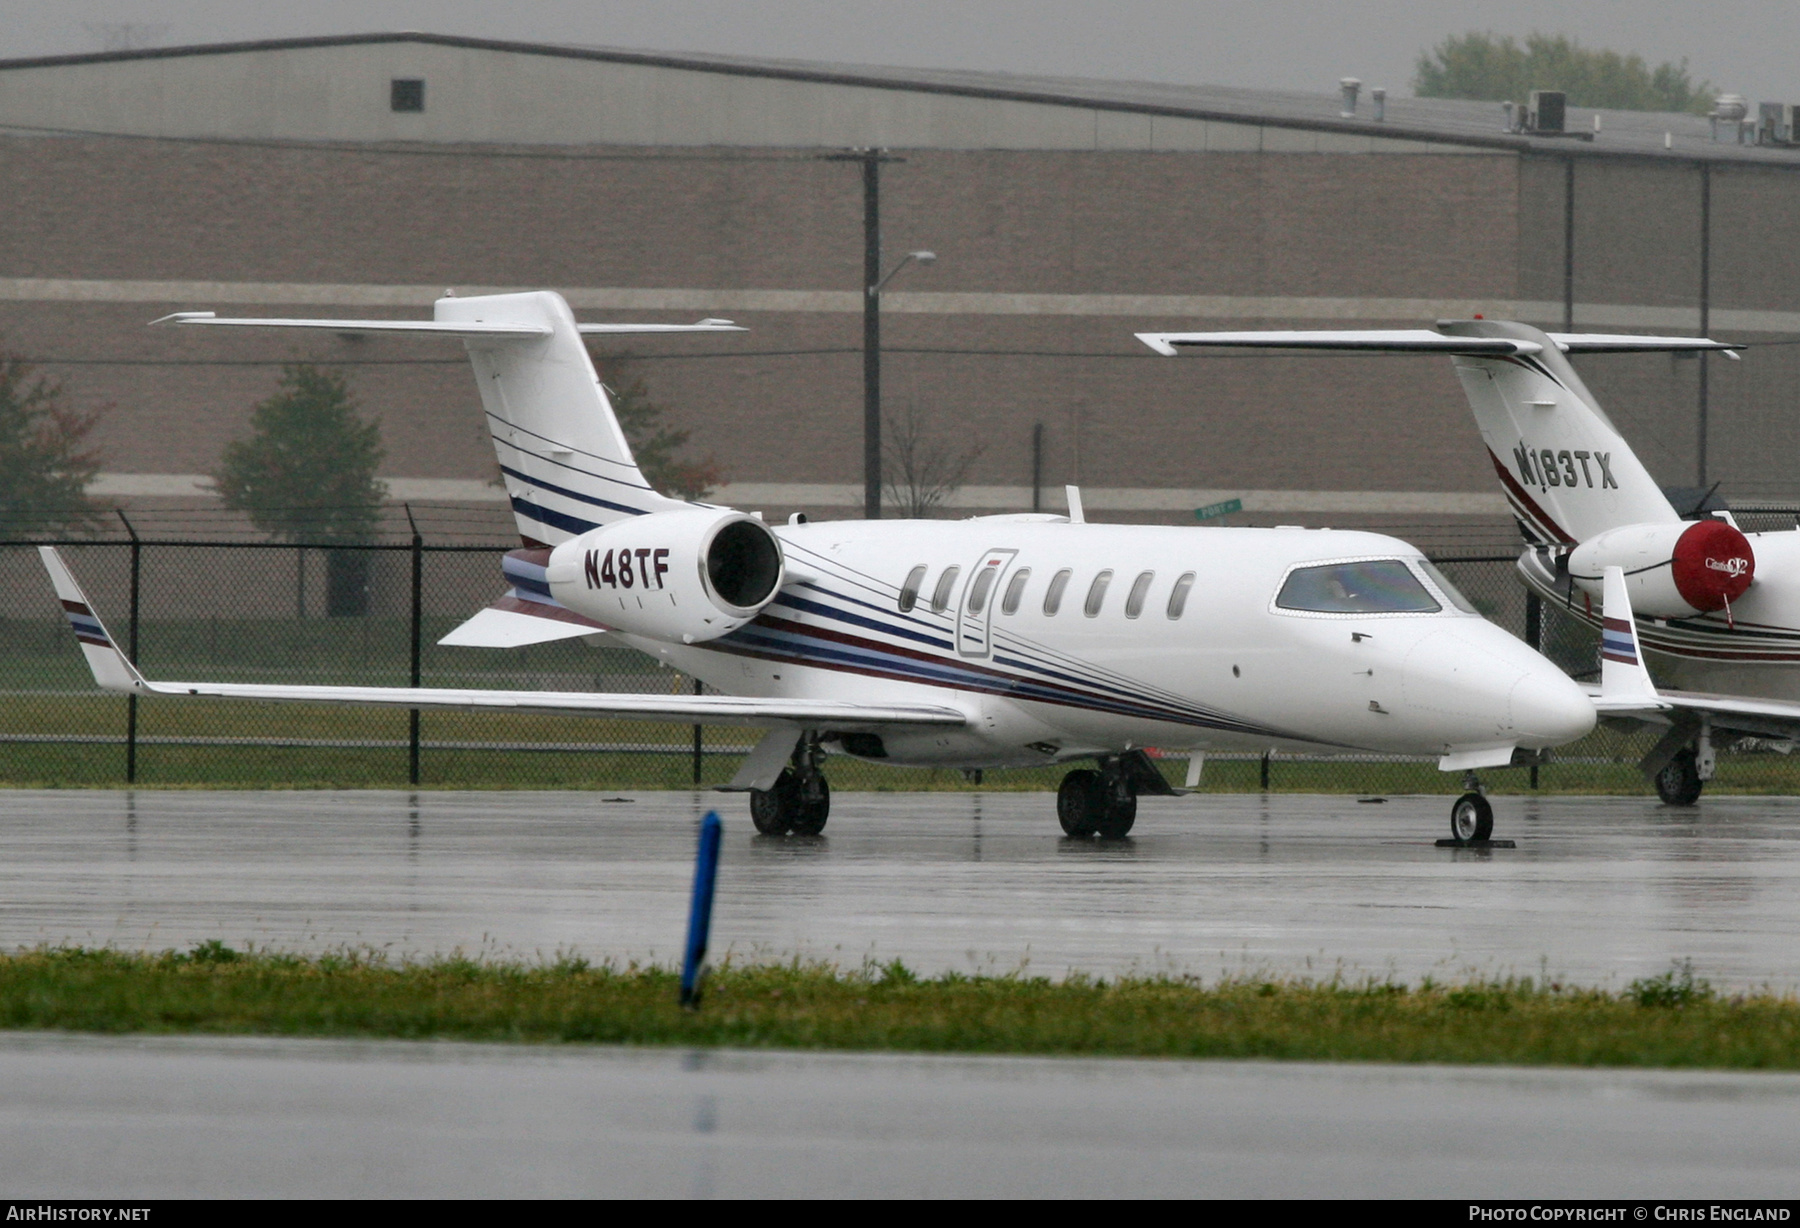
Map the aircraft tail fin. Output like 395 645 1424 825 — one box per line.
1436 320 1691 546
38 547 146 693
159 295 747 546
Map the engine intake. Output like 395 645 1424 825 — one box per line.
1568 518 1754 617
544 509 785 643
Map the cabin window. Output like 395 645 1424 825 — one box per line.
1084 570 1114 617
898 565 927 612
1001 568 1030 615
1416 559 1481 615
1167 572 1196 619
966 564 999 615
1043 569 1072 615
1124 571 1154 619
931 566 961 614
1276 559 1440 614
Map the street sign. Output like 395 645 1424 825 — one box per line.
1194 498 1243 521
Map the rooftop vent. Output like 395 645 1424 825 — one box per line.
1370 87 1386 122
1339 78 1361 118
1711 94 1750 143
1528 90 1565 133
1757 102 1799 146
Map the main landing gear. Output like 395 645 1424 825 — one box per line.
750 733 830 836
1057 751 1176 839
1648 716 1713 807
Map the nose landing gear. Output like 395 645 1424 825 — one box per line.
1438 771 1514 847
749 733 830 836
1449 791 1493 842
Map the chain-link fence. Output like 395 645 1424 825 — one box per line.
3 537 1792 795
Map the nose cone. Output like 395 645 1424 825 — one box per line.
1400 627 1594 749
1509 668 1595 747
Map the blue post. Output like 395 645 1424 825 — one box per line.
679 811 723 1008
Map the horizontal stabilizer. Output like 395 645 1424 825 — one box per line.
1137 330 1541 356
152 312 745 339
1546 333 1740 356
1137 326 1741 359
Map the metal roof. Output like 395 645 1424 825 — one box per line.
0 30 1791 167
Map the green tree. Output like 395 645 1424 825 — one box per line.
213 364 386 616
0 356 104 541
595 360 724 500
1415 32 1715 115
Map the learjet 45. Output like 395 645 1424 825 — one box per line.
43 292 1594 842
1138 318 1800 805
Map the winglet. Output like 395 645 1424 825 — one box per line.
1597 564 1666 710
37 547 145 693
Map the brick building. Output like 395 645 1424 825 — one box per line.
3 31 1798 548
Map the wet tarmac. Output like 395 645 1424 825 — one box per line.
3 789 1800 988
4 1033 1799 1198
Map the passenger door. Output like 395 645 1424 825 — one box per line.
958 549 1016 658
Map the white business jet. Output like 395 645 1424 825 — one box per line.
1138 318 1795 805
42 292 1595 843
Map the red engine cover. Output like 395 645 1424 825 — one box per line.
1671 519 1754 611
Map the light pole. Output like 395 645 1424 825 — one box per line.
864 246 935 518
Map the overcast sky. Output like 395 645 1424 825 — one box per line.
4 1 1797 107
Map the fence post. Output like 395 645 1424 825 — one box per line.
119 511 141 784
406 505 422 786
1524 591 1543 788
692 677 704 785
1260 750 1271 791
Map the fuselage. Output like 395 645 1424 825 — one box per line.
621 518 1594 770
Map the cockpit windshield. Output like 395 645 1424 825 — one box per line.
1275 559 1442 614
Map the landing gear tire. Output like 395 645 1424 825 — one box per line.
790 775 830 836
1450 792 1494 843
750 769 831 836
1058 767 1137 838
1656 748 1703 806
750 772 799 835
1058 769 1103 837
1095 790 1136 838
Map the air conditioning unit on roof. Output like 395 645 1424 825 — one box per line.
1529 90 1566 134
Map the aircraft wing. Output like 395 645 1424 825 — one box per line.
37 547 964 732
1586 683 1800 739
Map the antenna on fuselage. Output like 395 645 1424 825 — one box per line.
1065 485 1086 524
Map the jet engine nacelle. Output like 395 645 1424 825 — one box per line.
1568 519 1754 617
544 508 784 643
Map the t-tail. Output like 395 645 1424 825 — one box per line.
1137 321 1740 546
156 292 745 547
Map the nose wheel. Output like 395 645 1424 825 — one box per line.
749 734 830 836
1449 791 1494 842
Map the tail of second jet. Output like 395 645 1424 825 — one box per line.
1435 319 1686 545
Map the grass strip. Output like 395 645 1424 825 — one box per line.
3 946 1798 1069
